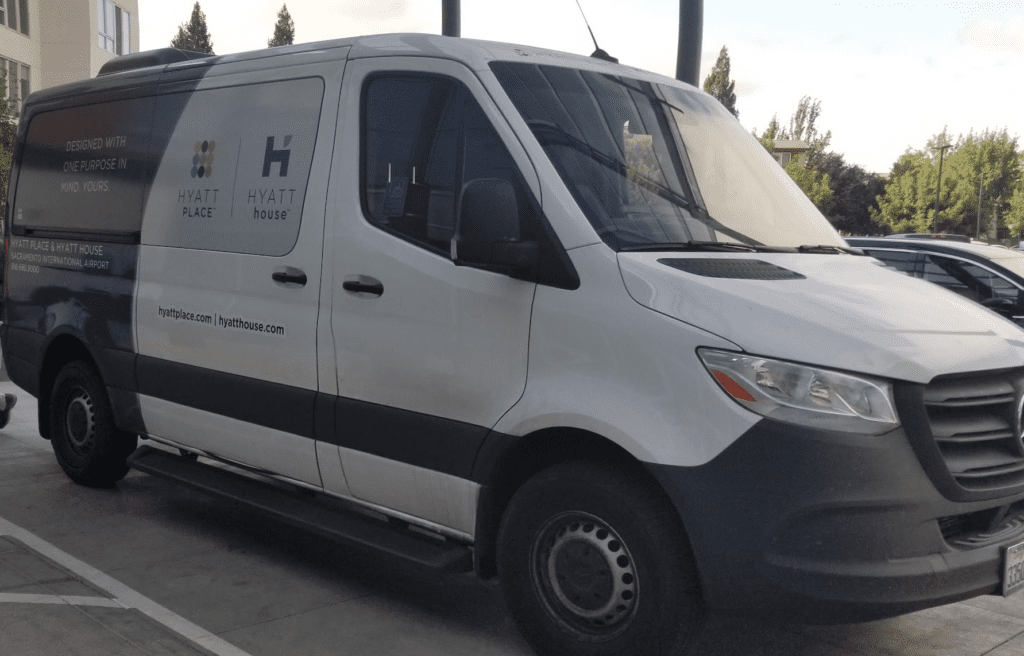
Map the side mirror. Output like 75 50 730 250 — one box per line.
451 178 539 274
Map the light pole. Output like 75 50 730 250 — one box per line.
977 172 985 240
933 143 952 233
676 0 704 86
442 0 459 36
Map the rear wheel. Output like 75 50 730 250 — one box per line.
497 462 704 656
50 360 137 487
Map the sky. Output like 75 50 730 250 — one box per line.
137 1 1024 176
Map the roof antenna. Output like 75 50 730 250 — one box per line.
574 0 618 63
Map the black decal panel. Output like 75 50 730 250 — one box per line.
4 67 209 362
13 98 156 238
4 238 138 352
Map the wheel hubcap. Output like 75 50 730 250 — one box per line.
64 388 95 454
533 512 638 639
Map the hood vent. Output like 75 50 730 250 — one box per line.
658 258 805 280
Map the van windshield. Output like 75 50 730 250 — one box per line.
490 62 844 251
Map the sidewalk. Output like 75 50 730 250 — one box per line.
1 529 226 656
0 388 245 656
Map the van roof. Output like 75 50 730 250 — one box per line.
27 33 688 111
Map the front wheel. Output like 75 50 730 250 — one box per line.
50 360 137 487
497 462 704 656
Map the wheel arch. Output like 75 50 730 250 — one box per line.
471 426 689 580
37 334 97 439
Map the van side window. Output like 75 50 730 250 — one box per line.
140 77 324 256
361 74 532 254
14 97 156 240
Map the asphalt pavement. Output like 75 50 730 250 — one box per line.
3 379 1024 656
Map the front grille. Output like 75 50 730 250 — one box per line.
923 371 1024 493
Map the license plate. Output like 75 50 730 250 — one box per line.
1003 540 1024 597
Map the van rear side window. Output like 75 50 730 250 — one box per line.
14 97 155 239
141 77 324 256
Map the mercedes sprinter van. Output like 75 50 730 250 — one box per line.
5 34 1024 656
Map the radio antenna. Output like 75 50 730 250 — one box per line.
574 0 618 63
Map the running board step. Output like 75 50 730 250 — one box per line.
127 446 473 572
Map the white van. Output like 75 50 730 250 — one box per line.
5 34 1024 656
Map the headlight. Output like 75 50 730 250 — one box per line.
697 348 899 435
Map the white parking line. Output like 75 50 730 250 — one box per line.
0 592 126 607
0 515 253 656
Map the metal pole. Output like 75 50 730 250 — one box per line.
933 144 951 233
442 0 460 37
675 0 704 86
977 172 984 240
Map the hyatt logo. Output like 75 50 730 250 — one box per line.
262 136 292 177
191 140 216 178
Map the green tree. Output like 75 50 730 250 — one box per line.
787 96 831 167
702 45 738 118
756 98 835 212
1003 177 1024 237
817 152 887 235
758 99 887 233
938 129 1020 238
171 2 215 54
784 158 833 209
0 72 18 204
267 4 295 47
753 114 780 152
871 150 933 233
758 96 832 167
873 128 1021 237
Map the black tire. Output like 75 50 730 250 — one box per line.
497 462 704 656
50 360 137 487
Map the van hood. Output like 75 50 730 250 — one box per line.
618 252 1024 383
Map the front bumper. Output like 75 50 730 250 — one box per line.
648 415 1024 623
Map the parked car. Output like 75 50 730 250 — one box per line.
884 232 973 243
846 236 1024 325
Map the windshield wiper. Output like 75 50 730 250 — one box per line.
619 241 788 253
797 244 864 255
528 122 697 211
528 122 762 248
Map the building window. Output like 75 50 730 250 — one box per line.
98 0 131 55
0 57 28 116
19 63 28 108
0 0 29 36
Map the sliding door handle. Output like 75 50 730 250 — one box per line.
272 268 307 286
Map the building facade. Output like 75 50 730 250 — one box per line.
771 139 811 167
0 0 139 116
